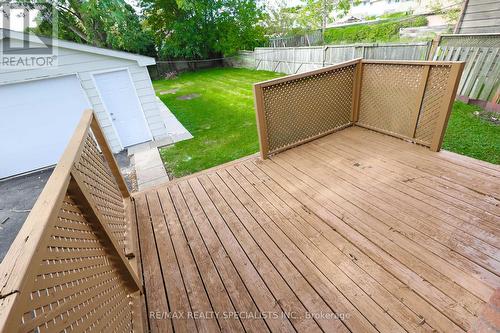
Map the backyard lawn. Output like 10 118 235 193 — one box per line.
155 68 499 178
154 67 283 178
442 101 500 164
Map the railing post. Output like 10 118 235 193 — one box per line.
351 59 363 123
322 46 327 67
430 62 465 151
410 65 431 138
253 83 269 159
428 34 442 60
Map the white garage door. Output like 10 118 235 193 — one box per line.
0 75 90 178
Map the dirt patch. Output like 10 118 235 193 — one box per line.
177 93 200 100
159 89 179 95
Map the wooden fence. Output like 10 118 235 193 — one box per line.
431 33 499 104
0 110 144 333
254 59 464 159
236 42 432 74
244 42 432 74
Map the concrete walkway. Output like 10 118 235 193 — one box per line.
129 98 192 191
133 148 169 191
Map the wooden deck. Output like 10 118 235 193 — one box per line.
133 126 500 333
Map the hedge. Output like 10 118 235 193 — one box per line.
324 16 428 44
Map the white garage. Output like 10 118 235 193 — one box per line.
0 76 90 177
0 30 171 179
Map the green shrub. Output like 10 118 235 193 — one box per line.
324 16 428 43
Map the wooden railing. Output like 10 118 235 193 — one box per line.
254 58 464 159
0 110 144 333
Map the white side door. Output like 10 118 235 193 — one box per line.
0 75 90 178
93 69 151 147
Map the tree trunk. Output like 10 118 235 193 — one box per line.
321 0 327 44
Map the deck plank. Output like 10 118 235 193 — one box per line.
177 180 270 333
225 165 427 332
302 141 500 286
156 188 221 333
167 185 246 332
313 135 500 253
134 194 174 333
135 126 500 333
325 134 500 224
145 191 198 333
334 129 500 223
254 157 478 330
188 177 296 333
273 149 489 307
240 162 462 333
343 128 500 198
205 173 324 333
219 168 381 333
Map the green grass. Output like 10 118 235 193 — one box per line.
154 67 283 178
443 101 499 164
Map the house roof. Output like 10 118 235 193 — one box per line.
0 29 156 66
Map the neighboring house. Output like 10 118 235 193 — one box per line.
0 30 172 179
455 0 500 33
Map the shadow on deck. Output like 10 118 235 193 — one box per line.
134 127 500 333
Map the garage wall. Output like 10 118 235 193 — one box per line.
0 39 168 152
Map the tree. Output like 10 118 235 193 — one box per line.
141 0 266 59
427 0 462 25
297 0 351 40
26 0 155 56
262 0 352 41
262 0 302 37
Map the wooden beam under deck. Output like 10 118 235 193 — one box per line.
133 126 500 333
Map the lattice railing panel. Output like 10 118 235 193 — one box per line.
73 134 128 254
415 65 452 145
261 64 356 154
439 34 500 48
253 59 463 156
0 110 141 333
17 194 134 333
358 63 425 138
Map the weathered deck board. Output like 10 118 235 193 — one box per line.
134 126 500 333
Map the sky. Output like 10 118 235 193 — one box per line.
0 7 38 32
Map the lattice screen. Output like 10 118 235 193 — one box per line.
439 35 500 48
16 193 135 333
358 63 425 138
261 64 356 154
0 111 140 333
72 134 128 254
414 65 452 145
